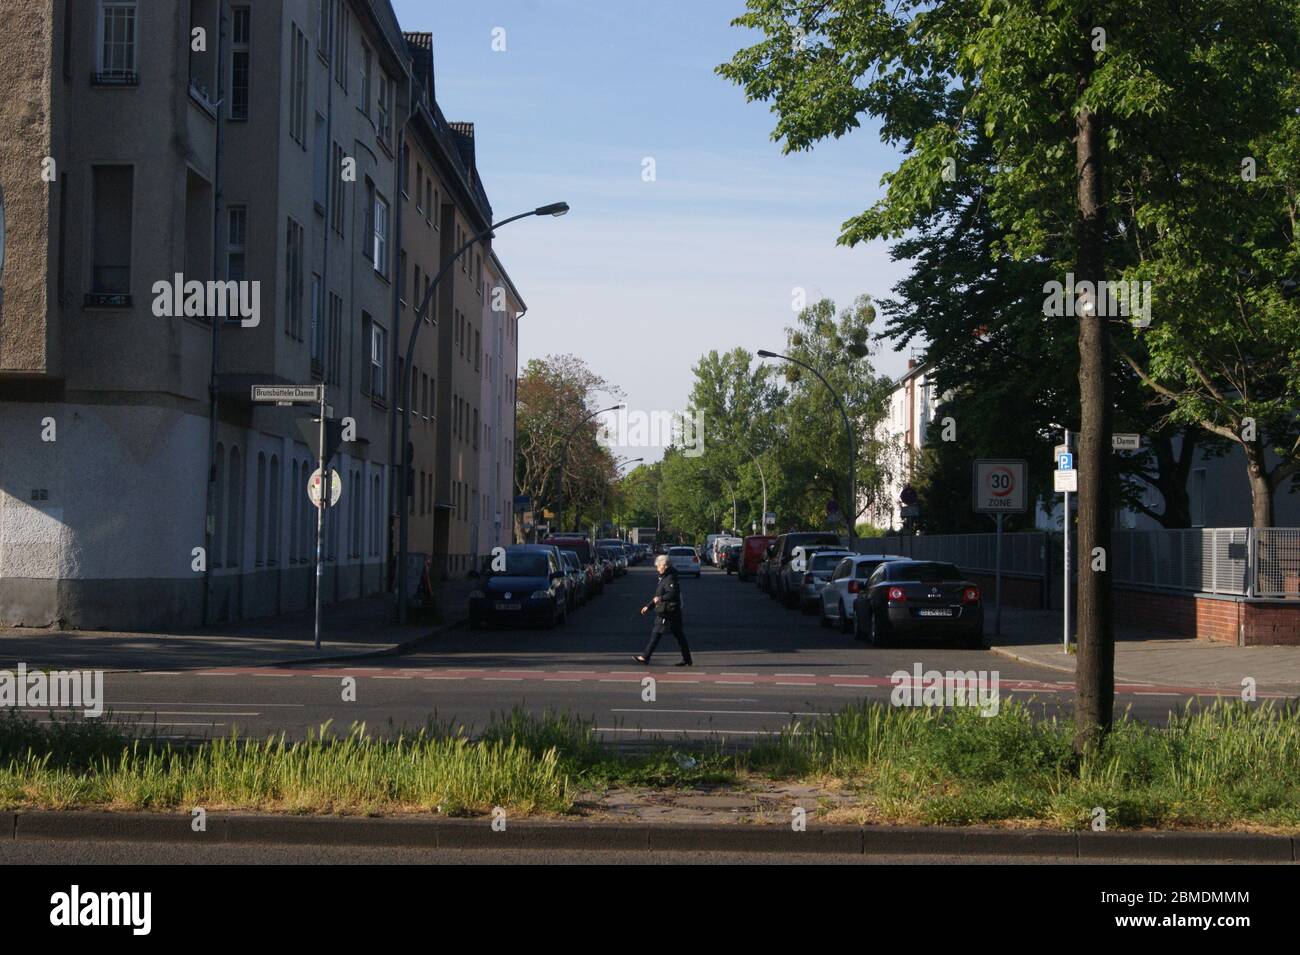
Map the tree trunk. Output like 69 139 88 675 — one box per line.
1242 440 1275 528
1073 43 1115 756
1150 430 1195 528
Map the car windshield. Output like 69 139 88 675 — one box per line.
669 548 694 556
893 562 963 582
486 553 549 576
855 561 883 578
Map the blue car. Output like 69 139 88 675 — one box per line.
468 545 569 630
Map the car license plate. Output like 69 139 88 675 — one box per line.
494 602 521 611
918 608 954 617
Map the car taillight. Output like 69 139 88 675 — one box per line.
962 587 981 604
692 556 699 563
848 580 860 593
888 587 906 603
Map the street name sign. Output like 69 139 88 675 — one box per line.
1112 433 1141 451
252 385 323 404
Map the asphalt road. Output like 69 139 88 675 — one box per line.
11 565 1260 739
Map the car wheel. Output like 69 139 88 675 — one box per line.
853 608 868 642
870 608 890 648
838 602 852 635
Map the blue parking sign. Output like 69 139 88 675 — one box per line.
1058 452 1074 471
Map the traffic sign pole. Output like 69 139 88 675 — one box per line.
1063 429 1071 654
314 386 326 651
994 513 1004 636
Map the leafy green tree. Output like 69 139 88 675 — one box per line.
719 0 1299 750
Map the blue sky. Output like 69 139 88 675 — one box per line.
390 0 916 460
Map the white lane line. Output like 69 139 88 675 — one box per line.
65 701 304 707
141 672 181 676
611 708 823 717
252 673 294 678
774 681 815 686
35 720 229 728
197 673 239 677
32 709 260 717
599 678 640 683
714 681 753 685
374 676 410 680
543 678 581 683
834 683 879 689
423 676 466 681
829 674 871 678
484 678 523 682
774 673 816 677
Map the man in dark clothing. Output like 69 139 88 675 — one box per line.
635 555 693 666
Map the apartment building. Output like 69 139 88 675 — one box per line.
0 0 518 629
867 359 940 531
429 122 494 577
476 251 525 554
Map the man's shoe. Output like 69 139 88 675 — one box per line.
675 660 693 667
634 655 648 665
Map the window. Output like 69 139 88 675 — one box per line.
267 457 280 566
328 292 342 383
369 321 387 398
333 0 348 91
230 6 250 120
372 192 389 276
213 443 226 566
431 186 438 226
285 217 304 338
226 207 247 281
316 0 328 52
226 446 243 567
312 114 327 210
413 264 421 312
475 253 481 294
359 43 371 115
290 460 300 563
330 142 346 236
91 165 133 297
255 453 268 566
414 165 423 214
398 251 407 303
377 74 393 146
310 273 323 366
97 0 138 82
474 329 480 371
370 474 382 557
351 469 362 557
363 180 375 260
289 25 308 146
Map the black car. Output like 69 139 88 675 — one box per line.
853 560 983 648
468 545 569 629
723 543 741 575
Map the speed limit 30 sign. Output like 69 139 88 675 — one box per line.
972 459 1028 514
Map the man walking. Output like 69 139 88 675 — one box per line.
636 554 693 666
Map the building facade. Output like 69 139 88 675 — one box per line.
0 1 520 629
476 251 524 555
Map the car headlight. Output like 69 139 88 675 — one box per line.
530 590 551 599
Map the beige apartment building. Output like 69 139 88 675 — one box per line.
0 1 516 628
477 251 525 553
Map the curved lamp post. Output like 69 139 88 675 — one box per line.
757 349 856 543
554 403 624 534
397 202 569 623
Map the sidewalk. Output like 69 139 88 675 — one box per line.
989 608 1300 692
0 580 479 673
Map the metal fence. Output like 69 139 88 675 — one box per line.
855 532 1047 577
855 527 1300 598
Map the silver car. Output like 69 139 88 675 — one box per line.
783 548 855 612
819 554 907 633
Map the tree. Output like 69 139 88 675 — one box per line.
719 0 1300 751
514 355 621 536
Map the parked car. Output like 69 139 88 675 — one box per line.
763 532 843 602
666 545 701 577
787 548 855 611
853 560 984 648
543 535 603 595
739 535 775 582
819 554 907 633
468 545 569 630
559 550 588 608
776 541 850 608
711 536 742 567
598 544 627 577
723 543 742 575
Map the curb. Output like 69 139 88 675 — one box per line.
9 811 1297 860
988 643 1076 676
91 616 469 675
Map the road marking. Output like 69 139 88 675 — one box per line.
595 726 793 736
543 678 582 683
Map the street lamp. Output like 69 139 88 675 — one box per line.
397 202 569 623
757 349 856 543
554 403 624 534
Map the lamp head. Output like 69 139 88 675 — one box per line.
535 202 570 217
